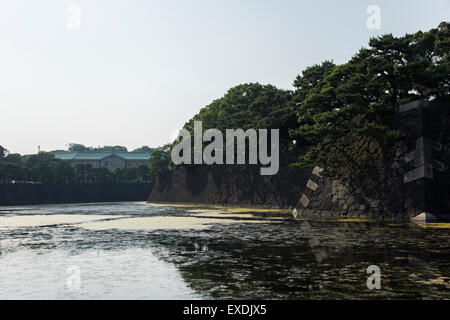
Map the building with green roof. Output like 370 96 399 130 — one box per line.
53 152 152 172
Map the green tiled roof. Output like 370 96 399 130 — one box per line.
53 152 152 161
114 152 152 160
53 152 78 160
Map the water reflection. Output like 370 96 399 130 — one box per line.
148 218 450 299
0 202 449 299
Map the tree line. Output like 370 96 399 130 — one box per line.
0 146 153 184
52 143 154 153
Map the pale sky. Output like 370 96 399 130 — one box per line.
0 0 449 155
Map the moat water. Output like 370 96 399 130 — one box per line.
0 202 449 299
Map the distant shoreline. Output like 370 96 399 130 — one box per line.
0 183 153 207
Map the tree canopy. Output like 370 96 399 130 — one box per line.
148 144 172 177
132 146 154 153
0 145 8 159
183 83 296 151
66 144 129 153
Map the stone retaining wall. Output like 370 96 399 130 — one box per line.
293 100 450 222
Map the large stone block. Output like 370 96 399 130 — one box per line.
299 194 310 208
403 165 434 183
312 166 323 177
306 179 319 191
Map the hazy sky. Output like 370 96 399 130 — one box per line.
0 0 449 154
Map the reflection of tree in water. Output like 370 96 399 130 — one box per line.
149 220 450 299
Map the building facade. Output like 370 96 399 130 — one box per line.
53 152 152 172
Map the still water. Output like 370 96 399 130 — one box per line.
0 202 449 299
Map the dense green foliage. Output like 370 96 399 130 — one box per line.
66 144 129 153
184 83 296 150
148 144 172 177
0 146 7 160
147 84 298 176
132 146 154 153
54 144 154 154
60 144 154 154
